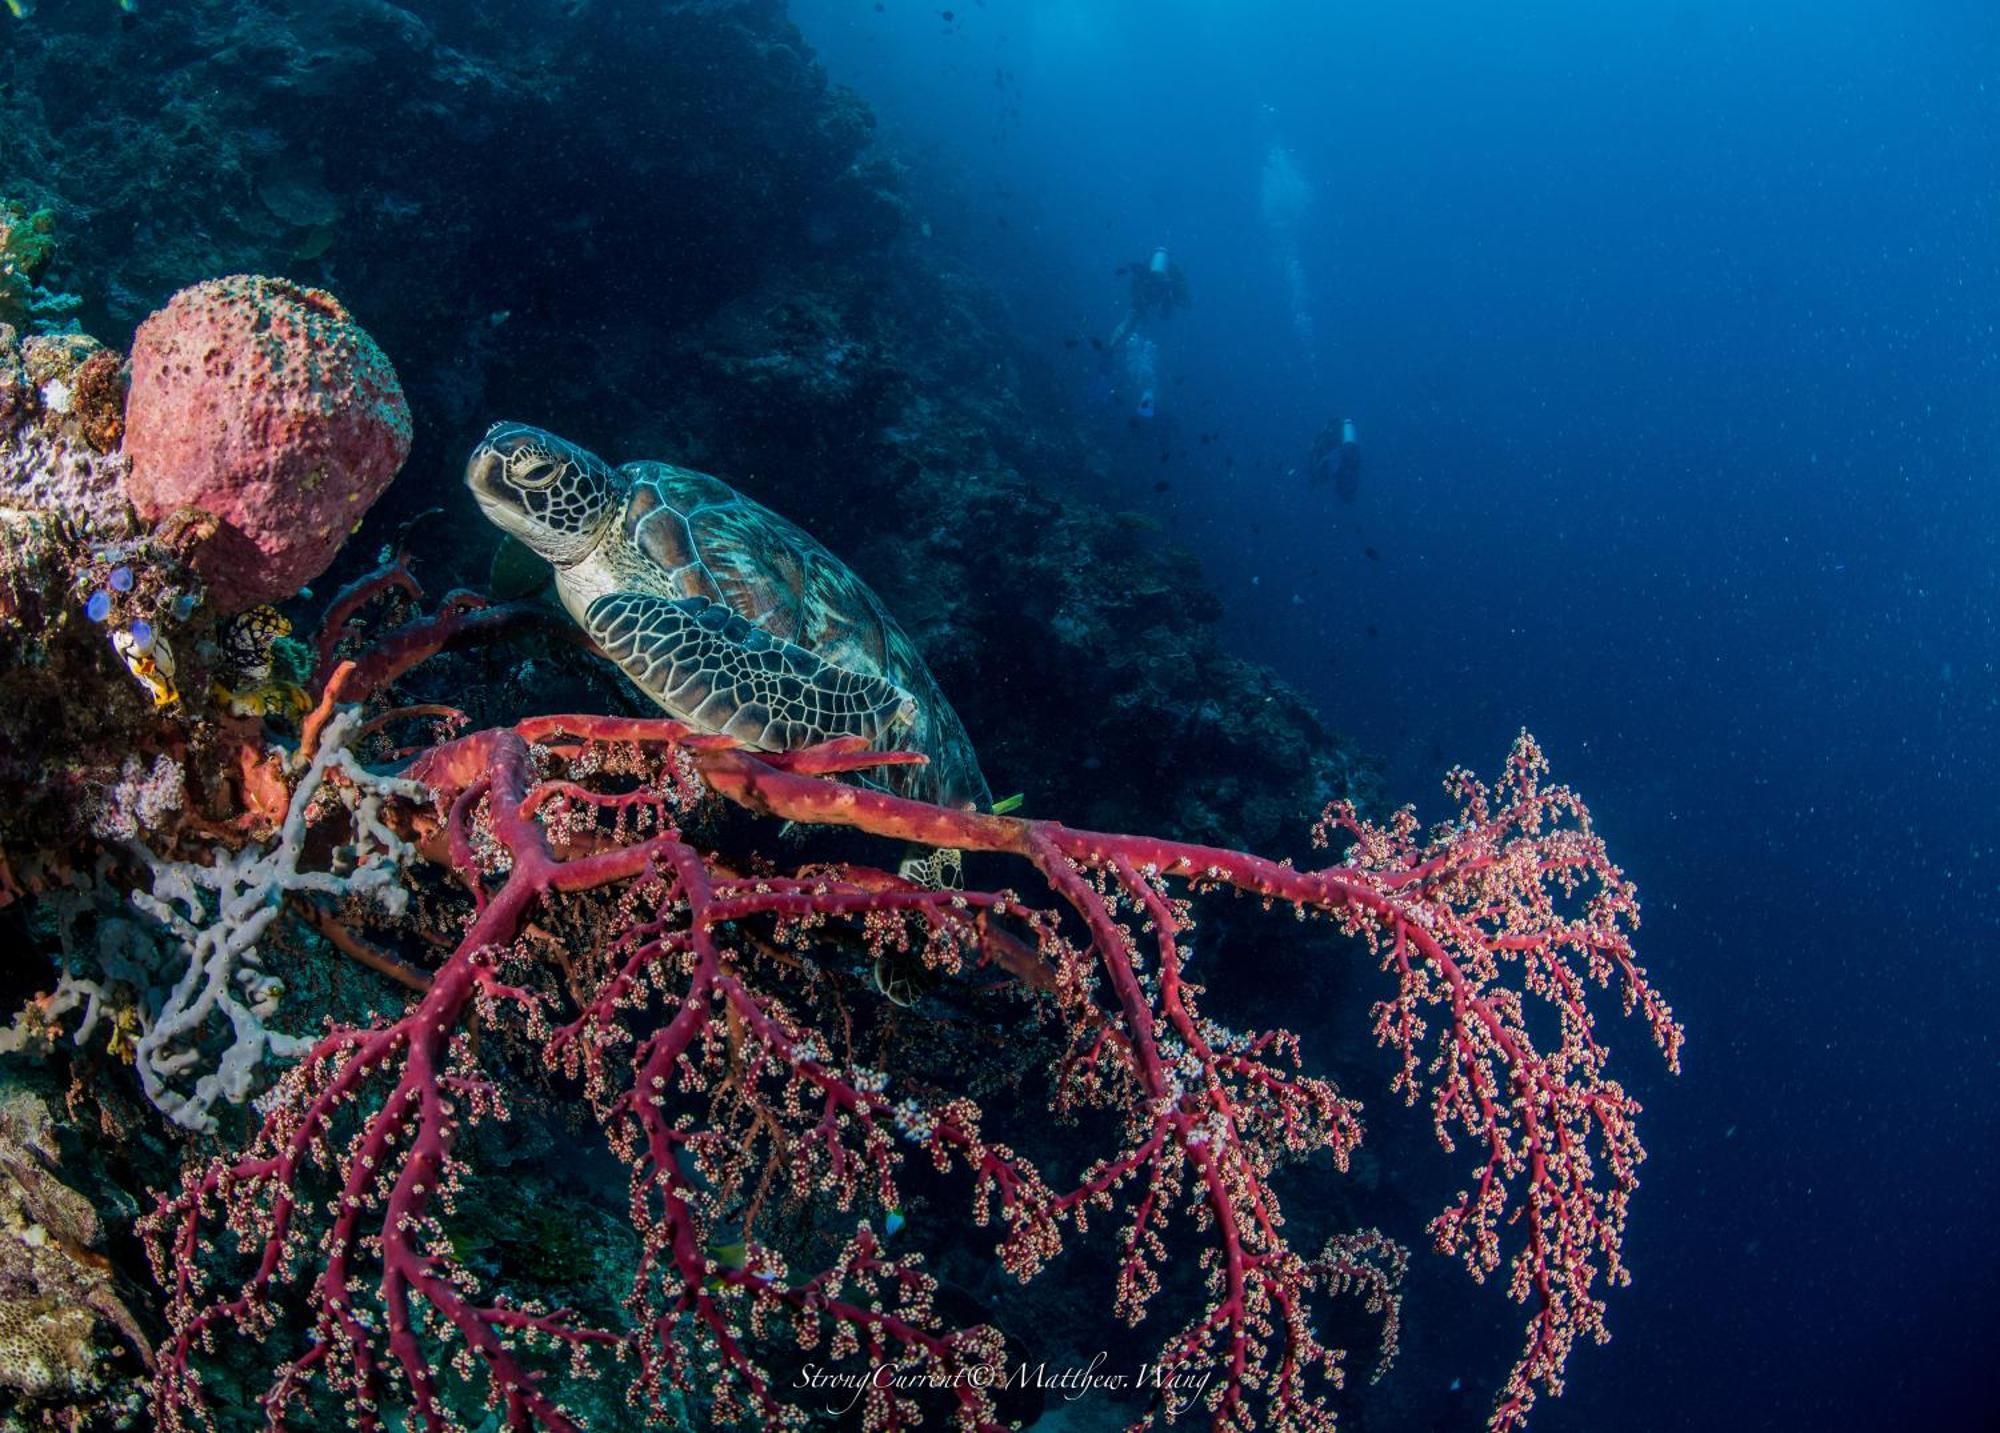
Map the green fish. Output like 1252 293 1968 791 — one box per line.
703 1237 748 1292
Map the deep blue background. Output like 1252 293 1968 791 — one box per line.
792 2 1999 1429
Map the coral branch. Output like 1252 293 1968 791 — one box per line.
313 551 424 687
143 652 1677 1430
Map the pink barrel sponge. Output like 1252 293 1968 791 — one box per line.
123 276 412 613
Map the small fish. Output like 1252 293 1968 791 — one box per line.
1063 336 1080 349
940 8 954 20
1088 336 1105 351
703 1236 781 1290
1153 480 1170 492
1363 547 1381 561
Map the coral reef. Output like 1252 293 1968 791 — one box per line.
0 200 77 335
83 753 185 842
0 3 1362 850
0 8 1678 1432
138 576 1678 1432
122 276 411 614
0 1075 149 1423
0 318 199 893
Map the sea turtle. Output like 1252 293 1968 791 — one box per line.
465 422 993 821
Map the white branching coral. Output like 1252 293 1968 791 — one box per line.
70 710 426 1131
120 709 428 1130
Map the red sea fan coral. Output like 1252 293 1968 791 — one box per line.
141 568 1680 1433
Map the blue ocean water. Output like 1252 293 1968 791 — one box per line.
791 2 1999 1430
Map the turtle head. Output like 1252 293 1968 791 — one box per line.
466 423 618 567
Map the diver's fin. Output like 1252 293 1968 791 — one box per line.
583 590 916 749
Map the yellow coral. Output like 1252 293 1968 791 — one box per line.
212 678 310 719
103 1005 141 1064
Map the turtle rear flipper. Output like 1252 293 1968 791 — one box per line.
585 590 918 750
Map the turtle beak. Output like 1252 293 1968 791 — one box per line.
464 442 508 507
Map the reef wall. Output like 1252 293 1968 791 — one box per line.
0 0 1373 853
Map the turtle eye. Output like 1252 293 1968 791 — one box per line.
509 453 560 490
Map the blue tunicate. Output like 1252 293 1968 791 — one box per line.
171 593 198 620
108 566 134 592
127 620 155 653
85 590 111 623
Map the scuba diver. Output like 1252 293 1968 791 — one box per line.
1309 416 1361 503
1122 246 1190 332
1108 247 1190 419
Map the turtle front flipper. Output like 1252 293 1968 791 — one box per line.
585 591 918 750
